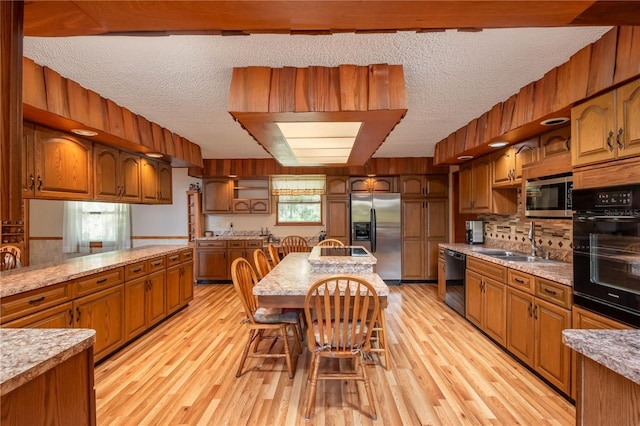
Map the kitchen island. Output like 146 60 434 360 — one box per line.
1 328 97 425
563 330 640 426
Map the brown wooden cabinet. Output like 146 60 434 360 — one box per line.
505 270 571 396
203 179 233 213
539 125 571 161
124 268 166 341
437 249 446 301
400 175 448 197
459 156 492 213
465 257 507 346
94 144 142 202
572 78 640 167
187 190 203 243
232 179 270 214
141 158 172 204
23 124 93 200
350 176 396 193
326 176 350 197
195 240 228 281
326 198 350 245
166 251 194 315
492 139 538 187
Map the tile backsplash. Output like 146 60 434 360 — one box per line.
479 214 573 262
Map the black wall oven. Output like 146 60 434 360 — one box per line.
573 184 640 327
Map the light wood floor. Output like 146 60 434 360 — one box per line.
95 284 575 425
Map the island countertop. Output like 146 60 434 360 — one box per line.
0 328 96 396
0 245 190 298
563 329 640 385
307 245 376 274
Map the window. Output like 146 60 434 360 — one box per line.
63 201 131 253
276 194 322 225
271 175 325 225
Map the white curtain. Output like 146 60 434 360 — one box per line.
63 201 131 254
271 175 326 196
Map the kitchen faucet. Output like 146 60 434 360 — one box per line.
528 221 549 259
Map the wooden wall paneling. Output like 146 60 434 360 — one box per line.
163 129 175 157
66 79 91 125
121 107 140 145
137 116 154 149
228 68 248 112
569 44 593 104
465 119 478 151
500 95 516 135
339 64 369 111
328 67 341 111
512 83 535 129
613 26 640 85
476 112 488 146
368 64 391 110
433 142 444 165
268 66 296 112
446 133 456 160
22 58 47 110
294 67 310 112
455 127 467 155
486 103 503 141
151 122 165 153
555 62 572 111
245 66 271 112
192 144 203 168
43 67 70 119
87 90 107 131
106 99 125 139
532 68 557 120
587 27 617 97
306 66 331 112
388 64 407 110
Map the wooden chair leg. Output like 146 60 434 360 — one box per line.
236 329 255 377
290 323 302 354
379 310 390 370
360 360 378 420
304 352 321 420
281 325 295 379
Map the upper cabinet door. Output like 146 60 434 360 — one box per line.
119 152 142 203
572 91 617 167
140 158 159 203
157 162 172 204
33 126 93 199
616 78 640 159
202 179 232 213
94 144 120 201
325 176 349 197
399 175 425 196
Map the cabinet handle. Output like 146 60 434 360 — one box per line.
543 287 558 296
533 305 539 320
152 261 162 266
606 131 615 151
37 175 43 191
76 307 81 323
28 296 45 305
514 278 526 284
170 255 179 261
96 278 108 284
616 128 624 149
565 137 571 152
528 302 533 317
28 175 35 190
132 267 143 273
68 309 74 325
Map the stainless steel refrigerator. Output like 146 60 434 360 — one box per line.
350 193 402 283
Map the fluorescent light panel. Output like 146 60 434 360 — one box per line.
277 121 362 164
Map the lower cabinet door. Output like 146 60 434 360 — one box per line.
465 270 483 328
75 285 125 362
483 277 506 346
196 249 227 281
535 298 571 395
181 261 194 304
125 277 147 340
506 287 535 365
166 264 182 314
147 271 166 327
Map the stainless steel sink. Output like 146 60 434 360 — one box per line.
482 251 553 263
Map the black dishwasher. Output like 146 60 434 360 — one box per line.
444 249 466 317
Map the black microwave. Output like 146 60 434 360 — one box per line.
525 174 573 218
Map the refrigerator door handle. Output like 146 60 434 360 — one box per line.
370 208 377 252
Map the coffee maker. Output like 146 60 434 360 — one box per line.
465 220 484 244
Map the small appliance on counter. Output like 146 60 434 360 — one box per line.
465 220 484 244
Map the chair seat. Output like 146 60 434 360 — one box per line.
312 319 369 348
254 307 300 324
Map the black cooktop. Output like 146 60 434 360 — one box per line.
320 247 368 257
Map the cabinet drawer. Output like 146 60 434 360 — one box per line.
180 249 193 262
245 240 263 249
1 282 73 324
467 256 507 282
76 268 123 297
166 252 182 266
508 270 534 293
535 277 571 309
148 256 166 273
197 240 226 248
125 261 148 280
228 240 244 249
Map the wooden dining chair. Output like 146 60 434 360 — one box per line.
253 248 271 280
0 250 19 271
303 274 380 421
267 243 281 267
280 235 310 255
316 238 345 247
230 258 302 379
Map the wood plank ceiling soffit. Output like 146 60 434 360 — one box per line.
228 64 407 167
22 1 638 37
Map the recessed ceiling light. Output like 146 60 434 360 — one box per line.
457 155 474 160
488 141 508 148
71 128 98 137
540 117 569 126
146 152 164 158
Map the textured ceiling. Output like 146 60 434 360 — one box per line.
23 27 610 161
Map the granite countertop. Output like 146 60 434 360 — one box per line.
0 245 190 298
439 243 573 286
254 252 389 297
0 328 96 396
563 329 640 385
307 245 377 265
195 236 268 241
